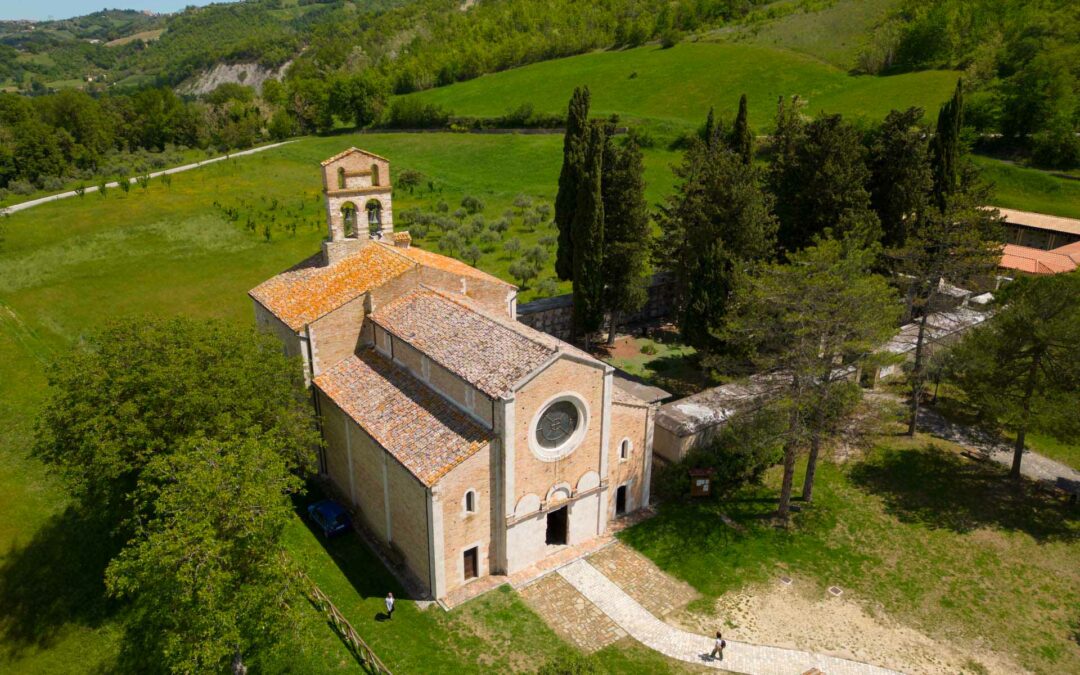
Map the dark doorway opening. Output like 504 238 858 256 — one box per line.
545 506 568 545
615 485 627 516
463 546 478 580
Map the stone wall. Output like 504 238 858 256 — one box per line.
517 272 677 341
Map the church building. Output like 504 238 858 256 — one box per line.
249 149 657 600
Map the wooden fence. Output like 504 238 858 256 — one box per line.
294 567 393 675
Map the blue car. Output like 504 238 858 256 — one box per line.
307 499 352 538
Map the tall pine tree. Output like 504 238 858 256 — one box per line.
571 121 607 343
930 79 963 211
555 86 591 281
729 94 753 165
601 136 651 345
868 107 933 249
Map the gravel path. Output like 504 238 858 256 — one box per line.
558 559 902 675
0 141 295 216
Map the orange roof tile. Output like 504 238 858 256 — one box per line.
315 350 491 486
398 243 515 288
1000 244 1078 275
250 243 414 331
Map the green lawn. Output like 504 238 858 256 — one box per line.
402 41 960 132
974 156 1080 220
619 435 1080 674
605 331 709 397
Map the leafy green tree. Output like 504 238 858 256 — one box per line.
509 257 539 290
946 273 1080 479
463 243 482 266
868 107 933 249
600 139 651 344
723 240 899 522
891 187 1003 436
329 71 388 129
34 317 316 528
106 436 302 674
555 86 590 281
729 93 753 165
771 112 881 253
570 121 606 343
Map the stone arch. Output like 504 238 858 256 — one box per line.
371 163 380 186
546 482 572 505
576 471 600 493
340 201 359 238
336 166 346 190
365 198 383 236
515 493 540 517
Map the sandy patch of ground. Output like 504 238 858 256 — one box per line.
672 581 1028 675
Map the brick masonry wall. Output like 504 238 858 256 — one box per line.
309 292 367 377
608 402 649 518
513 357 606 510
416 265 515 319
319 392 389 542
517 272 677 341
385 454 431 588
438 446 492 593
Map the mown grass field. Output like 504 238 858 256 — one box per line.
0 132 698 674
403 41 961 131
620 435 1080 674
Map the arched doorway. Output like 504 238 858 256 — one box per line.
341 201 358 238
365 199 382 237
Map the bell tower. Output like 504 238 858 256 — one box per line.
319 148 394 265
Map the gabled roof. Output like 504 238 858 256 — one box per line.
400 243 515 289
320 147 390 166
370 287 599 398
249 243 414 331
315 350 491 486
370 288 556 398
1000 243 1079 275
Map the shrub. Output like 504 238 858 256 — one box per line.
463 244 482 266
461 195 485 214
478 229 501 250
42 176 65 191
508 258 539 289
538 234 557 248
627 126 656 148
653 409 784 502
660 28 683 49
8 180 34 195
436 200 449 213
536 278 559 297
525 244 549 266
640 341 658 355
503 237 522 255
383 97 450 129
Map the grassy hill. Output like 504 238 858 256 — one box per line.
401 41 961 131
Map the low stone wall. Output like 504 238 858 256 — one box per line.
517 273 677 341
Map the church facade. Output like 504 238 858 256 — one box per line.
250 149 658 600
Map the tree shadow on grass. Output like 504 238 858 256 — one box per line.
849 443 1078 542
0 504 120 655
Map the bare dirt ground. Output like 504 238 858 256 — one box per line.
671 581 1028 675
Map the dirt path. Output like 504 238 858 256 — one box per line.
672 581 1029 675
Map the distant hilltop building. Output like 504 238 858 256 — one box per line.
250 148 660 602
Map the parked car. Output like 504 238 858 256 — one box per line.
307 499 352 538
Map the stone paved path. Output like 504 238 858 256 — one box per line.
558 559 902 675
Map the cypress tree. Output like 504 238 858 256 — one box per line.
601 136 651 344
701 106 716 147
555 86 591 281
729 94 753 165
868 107 932 248
930 79 963 211
571 121 606 344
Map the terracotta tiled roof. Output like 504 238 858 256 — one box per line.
315 350 491 486
320 147 390 166
1000 243 1079 275
398 243 515 288
249 243 414 331
371 288 564 397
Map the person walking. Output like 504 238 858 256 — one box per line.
709 631 725 660
385 592 395 619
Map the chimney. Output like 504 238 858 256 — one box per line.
392 231 412 249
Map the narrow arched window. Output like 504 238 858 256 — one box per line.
619 439 630 461
371 163 380 186
337 166 346 190
464 489 476 514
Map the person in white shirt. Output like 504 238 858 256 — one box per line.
710 631 725 660
385 591 395 619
